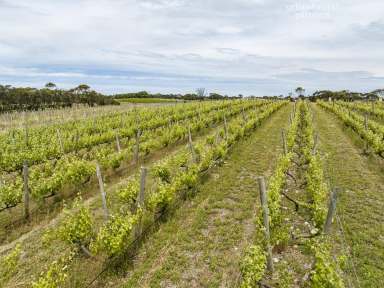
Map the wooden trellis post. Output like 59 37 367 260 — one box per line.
281 129 287 154
258 176 274 272
23 161 30 221
134 167 147 239
75 130 80 153
364 114 368 130
134 129 141 165
223 115 228 140
96 164 109 221
312 132 319 155
56 129 64 153
324 188 339 234
188 126 197 163
23 112 29 148
115 134 121 153
242 106 247 122
364 114 369 152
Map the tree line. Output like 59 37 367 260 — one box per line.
3 82 382 114
287 87 384 102
309 89 384 101
112 88 245 101
0 83 119 113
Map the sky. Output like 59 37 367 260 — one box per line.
0 0 383 96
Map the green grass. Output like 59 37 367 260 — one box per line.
117 98 183 103
312 103 384 287
87 104 293 287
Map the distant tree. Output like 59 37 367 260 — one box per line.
311 90 365 102
76 84 91 94
364 92 379 101
196 88 206 98
295 87 305 97
208 93 224 100
136 91 150 98
372 89 384 99
45 82 56 89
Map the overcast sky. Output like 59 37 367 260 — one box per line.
0 0 383 95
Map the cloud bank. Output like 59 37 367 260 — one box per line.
0 0 383 95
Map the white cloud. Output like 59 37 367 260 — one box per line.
0 0 383 95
